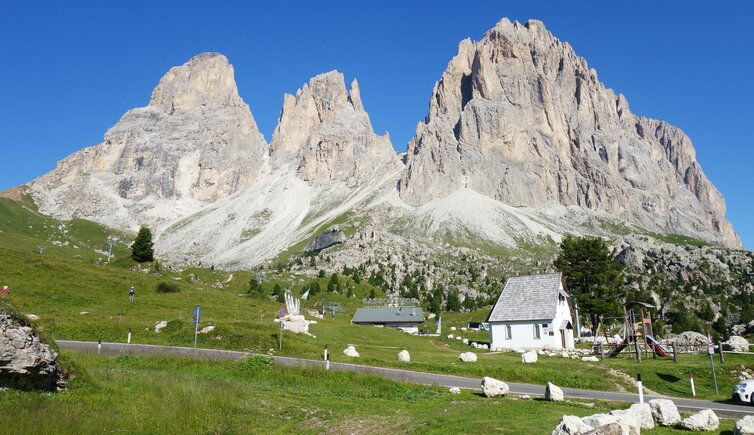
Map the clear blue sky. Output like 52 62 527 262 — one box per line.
1 1 752 249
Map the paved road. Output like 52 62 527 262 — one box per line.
57 340 753 418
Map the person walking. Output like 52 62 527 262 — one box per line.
323 344 330 370
129 286 135 303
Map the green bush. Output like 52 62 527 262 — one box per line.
238 356 274 372
155 281 180 293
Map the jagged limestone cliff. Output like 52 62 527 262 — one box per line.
399 19 739 248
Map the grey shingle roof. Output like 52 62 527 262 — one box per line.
352 307 425 324
487 273 566 322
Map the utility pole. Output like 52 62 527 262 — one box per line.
105 239 116 262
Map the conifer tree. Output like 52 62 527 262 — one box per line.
131 226 154 263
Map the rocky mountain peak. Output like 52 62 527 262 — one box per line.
29 52 268 230
400 19 740 248
270 70 399 186
149 52 245 113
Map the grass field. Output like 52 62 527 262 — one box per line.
0 353 737 434
1 196 752 404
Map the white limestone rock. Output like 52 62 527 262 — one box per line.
552 415 593 435
545 382 564 401
199 325 215 334
0 313 64 390
608 409 641 435
581 414 617 430
628 403 654 429
680 409 719 432
397 349 410 362
581 356 599 362
481 376 509 397
522 350 538 364
343 345 359 358
449 387 461 394
726 336 750 353
154 321 168 333
735 415 754 435
459 352 477 362
648 399 681 426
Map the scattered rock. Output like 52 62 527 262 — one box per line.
449 387 460 394
26 314 39 321
581 414 617 429
734 415 754 435
520 394 531 400
154 320 168 333
552 415 592 435
628 403 654 429
79 311 89 315
725 336 750 353
648 399 681 426
343 345 360 358
459 352 477 362
583 423 622 435
680 409 719 432
481 376 509 398
608 409 641 435
0 313 64 391
581 356 599 362
546 382 564 401
198 325 215 334
522 350 538 364
397 349 410 362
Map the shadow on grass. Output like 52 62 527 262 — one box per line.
656 373 681 383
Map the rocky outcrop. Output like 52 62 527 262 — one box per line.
680 409 719 432
29 52 268 230
545 382 564 401
270 71 399 186
400 18 739 248
304 228 345 253
481 376 509 397
648 399 681 426
0 312 64 391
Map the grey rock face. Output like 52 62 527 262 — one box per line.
400 18 739 248
0 313 64 391
270 71 399 186
29 52 268 229
304 228 345 253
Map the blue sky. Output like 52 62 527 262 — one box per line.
1 1 752 249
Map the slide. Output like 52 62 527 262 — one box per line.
607 336 630 358
645 335 671 357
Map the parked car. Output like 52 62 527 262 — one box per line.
732 379 754 404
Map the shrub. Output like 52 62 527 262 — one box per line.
238 356 274 372
155 281 180 293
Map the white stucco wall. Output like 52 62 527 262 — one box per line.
489 286 575 350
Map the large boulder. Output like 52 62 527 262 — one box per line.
459 352 477 362
545 382 564 401
670 331 708 353
608 409 641 435
304 228 345 253
584 424 622 435
397 349 410 362
0 313 64 391
735 415 754 435
522 350 538 363
343 345 359 358
552 415 593 435
648 399 681 426
581 414 617 429
680 409 719 432
628 403 654 429
481 376 509 398
725 336 750 353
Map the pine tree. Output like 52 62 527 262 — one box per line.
131 226 154 263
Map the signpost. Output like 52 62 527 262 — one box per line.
708 340 719 394
278 307 285 350
193 305 201 352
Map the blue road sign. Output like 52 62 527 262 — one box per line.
278 307 285 317
193 305 201 326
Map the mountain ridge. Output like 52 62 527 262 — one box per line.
13 18 741 270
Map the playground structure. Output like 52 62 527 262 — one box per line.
604 301 674 361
